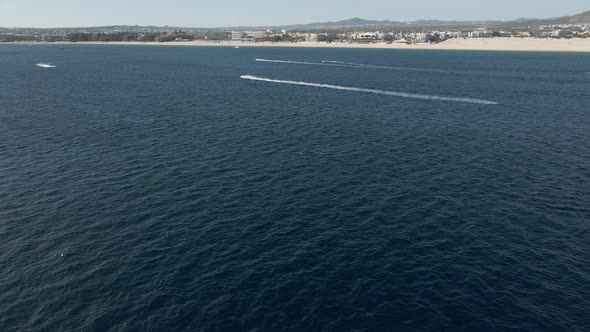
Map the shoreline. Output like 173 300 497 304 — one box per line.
6 37 590 52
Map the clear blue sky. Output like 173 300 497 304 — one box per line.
0 0 588 28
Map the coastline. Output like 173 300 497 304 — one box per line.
7 37 590 52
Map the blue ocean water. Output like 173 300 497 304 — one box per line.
1 44 590 331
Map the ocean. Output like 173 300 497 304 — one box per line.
1 44 589 331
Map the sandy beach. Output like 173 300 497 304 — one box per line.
22 37 590 52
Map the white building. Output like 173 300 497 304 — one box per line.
541 30 565 37
231 31 243 41
305 33 318 42
353 32 381 40
412 32 432 43
516 31 532 37
468 30 494 38
231 31 267 41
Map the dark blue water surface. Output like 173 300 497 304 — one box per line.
1 44 590 331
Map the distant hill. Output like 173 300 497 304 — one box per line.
569 10 590 23
280 18 501 30
281 10 590 30
1 10 589 32
293 17 403 29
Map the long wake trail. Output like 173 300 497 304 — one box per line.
240 75 497 105
255 58 446 73
256 58 359 68
321 60 446 72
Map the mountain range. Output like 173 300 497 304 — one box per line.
1 10 589 32
273 10 590 30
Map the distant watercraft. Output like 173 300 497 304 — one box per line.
235 46 240 49
36 63 56 68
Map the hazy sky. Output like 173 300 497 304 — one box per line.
0 0 588 28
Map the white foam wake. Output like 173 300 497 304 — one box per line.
240 75 497 105
256 58 349 67
322 60 446 72
255 58 444 73
321 60 365 66
36 63 56 68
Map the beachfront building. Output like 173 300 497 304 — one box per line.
305 33 318 42
352 32 382 40
231 31 267 41
411 32 432 43
423 31 460 40
231 31 243 41
516 31 532 37
467 30 494 38
541 30 565 38
443 31 464 38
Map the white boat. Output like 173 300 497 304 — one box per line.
36 63 56 68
